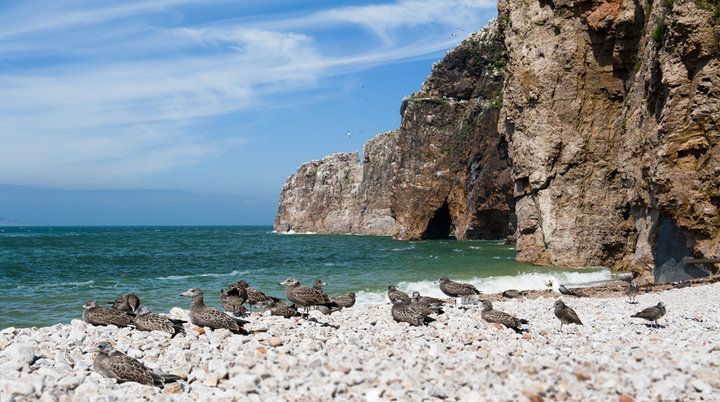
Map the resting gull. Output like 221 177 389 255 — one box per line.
133 307 185 337
387 286 411 303
91 341 182 387
108 293 141 315
480 300 528 333
280 278 337 316
83 300 133 327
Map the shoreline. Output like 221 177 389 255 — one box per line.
2 281 719 400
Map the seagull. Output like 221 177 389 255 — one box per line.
481 301 528 333
391 299 435 327
410 293 444 316
220 285 247 317
631 302 666 327
83 301 134 327
438 277 482 301
133 307 185 337
107 293 141 316
236 280 280 305
332 292 356 308
626 281 639 304
387 286 411 303
558 284 582 296
502 289 525 298
280 278 337 316
553 300 583 331
91 341 183 387
411 291 443 306
346 130 352 139
180 288 248 334
262 300 300 319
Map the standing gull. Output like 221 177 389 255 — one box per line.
391 299 434 327
631 302 666 327
332 292 356 308
91 341 182 387
180 288 248 334
480 301 528 333
439 277 482 303
133 307 185 337
387 286 411 303
83 301 134 327
108 293 141 315
220 285 247 317
280 278 337 316
236 280 280 305
626 281 639 304
553 300 583 331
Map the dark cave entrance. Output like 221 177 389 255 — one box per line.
421 202 454 240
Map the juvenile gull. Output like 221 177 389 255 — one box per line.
411 291 443 306
410 293 445 316
332 292 356 308
387 286 411 303
558 284 582 297
133 307 185 337
180 288 248 334
262 300 300 318
91 341 182 387
439 277 481 298
502 289 525 299
553 300 583 331
312 279 327 291
280 278 337 316
220 285 247 317
626 281 639 304
108 293 141 315
631 302 666 327
83 301 134 327
391 299 434 327
480 301 528 333
236 280 280 305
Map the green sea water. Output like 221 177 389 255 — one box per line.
0 226 610 328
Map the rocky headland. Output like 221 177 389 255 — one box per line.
2 282 719 401
275 0 720 279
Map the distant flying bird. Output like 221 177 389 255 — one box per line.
631 302 666 327
451 33 457 37
346 130 351 138
226 180 234 186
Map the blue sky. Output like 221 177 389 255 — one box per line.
0 0 496 225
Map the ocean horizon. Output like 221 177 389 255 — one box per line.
0 225 611 329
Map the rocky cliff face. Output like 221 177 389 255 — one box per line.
275 0 719 275
274 131 398 236
275 20 515 240
502 0 719 273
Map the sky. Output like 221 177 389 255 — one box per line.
0 0 496 226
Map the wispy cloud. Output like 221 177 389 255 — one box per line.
0 0 495 188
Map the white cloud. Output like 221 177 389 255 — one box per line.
0 0 495 187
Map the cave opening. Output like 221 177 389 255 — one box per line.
421 201 454 240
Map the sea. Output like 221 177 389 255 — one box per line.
0 226 613 328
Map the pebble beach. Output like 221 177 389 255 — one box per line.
1 282 719 401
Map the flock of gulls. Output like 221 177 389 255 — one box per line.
80 276 667 388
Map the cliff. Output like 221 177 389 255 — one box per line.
275 0 719 275
503 0 719 274
275 20 515 240
273 131 398 236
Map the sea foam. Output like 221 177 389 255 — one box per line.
354 269 613 305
